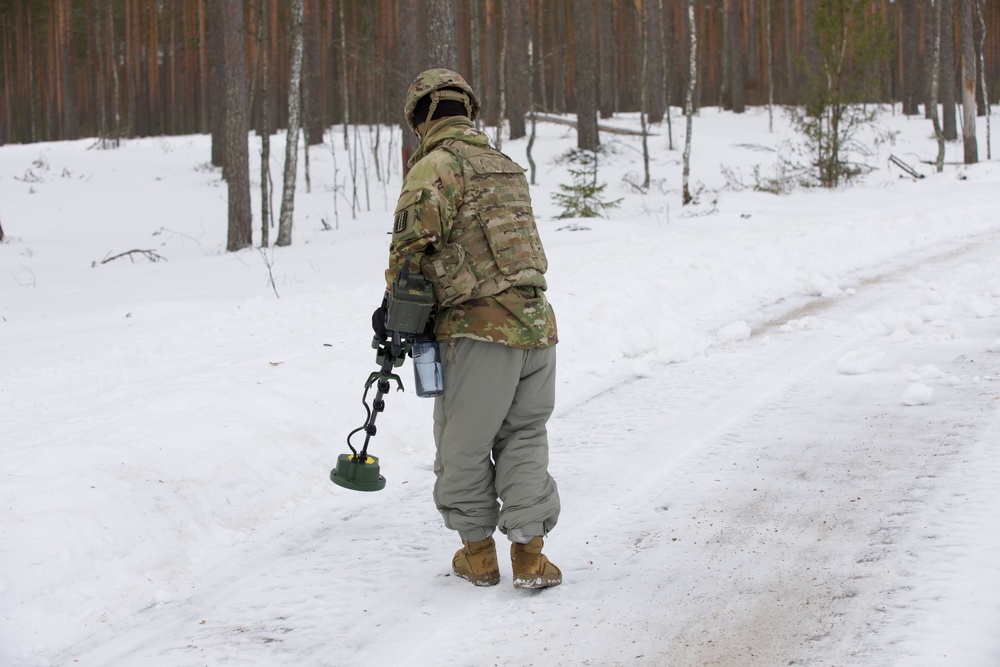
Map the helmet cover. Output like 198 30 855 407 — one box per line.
404 68 481 134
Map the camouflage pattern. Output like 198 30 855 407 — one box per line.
404 69 481 135
433 140 548 302
387 116 557 350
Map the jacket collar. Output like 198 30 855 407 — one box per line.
409 116 490 168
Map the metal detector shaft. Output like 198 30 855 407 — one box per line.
356 355 395 460
350 332 405 459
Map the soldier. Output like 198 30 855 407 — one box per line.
373 69 562 589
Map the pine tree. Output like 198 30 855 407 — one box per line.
553 151 622 219
787 0 892 188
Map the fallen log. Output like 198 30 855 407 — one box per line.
530 112 657 137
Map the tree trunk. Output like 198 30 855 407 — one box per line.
940 0 958 140
572 0 598 151
207 0 225 167
339 0 350 145
721 0 733 109
930 0 946 172
198 0 209 133
729 0 745 113
902 0 921 114
506 0 529 140
168 6 180 134
527 6 538 185
644 0 665 123
399 0 421 174
767 0 775 131
662 0 674 150
57 0 78 139
470 0 483 126
277 0 305 247
221 0 252 252
147 0 162 136
973 0 986 116
744 0 758 102
534 0 548 113
783 0 794 100
924 0 935 119
1 17 9 144
303 0 324 145
259 0 271 247
93 1 107 143
682 0 697 206
640 5 650 189
974 0 990 159
552 1 567 113
427 0 458 69
496 1 507 148
598 0 615 118
959 0 978 163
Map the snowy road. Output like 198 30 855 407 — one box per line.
4 113 1000 667
45 231 1000 667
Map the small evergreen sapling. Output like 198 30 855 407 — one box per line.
553 150 622 219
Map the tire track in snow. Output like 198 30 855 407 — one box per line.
575 234 1000 666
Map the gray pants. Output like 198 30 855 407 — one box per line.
432 337 560 543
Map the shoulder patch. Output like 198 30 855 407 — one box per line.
393 208 409 233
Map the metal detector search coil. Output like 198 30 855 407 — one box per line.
330 453 386 492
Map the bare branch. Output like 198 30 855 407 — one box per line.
96 249 167 266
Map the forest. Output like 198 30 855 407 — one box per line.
1 0 998 147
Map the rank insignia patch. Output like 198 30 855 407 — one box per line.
393 208 409 234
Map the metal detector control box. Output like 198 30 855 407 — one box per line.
385 269 435 336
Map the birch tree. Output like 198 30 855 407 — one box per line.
277 0 305 247
975 0 991 159
930 0 946 172
661 0 675 150
682 0 697 206
959 0 979 164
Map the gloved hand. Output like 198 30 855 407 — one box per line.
372 301 388 342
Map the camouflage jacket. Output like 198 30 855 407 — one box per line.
387 117 557 349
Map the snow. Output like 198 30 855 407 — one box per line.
2 106 999 666
900 382 935 406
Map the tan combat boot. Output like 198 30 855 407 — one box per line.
452 536 501 586
511 536 562 589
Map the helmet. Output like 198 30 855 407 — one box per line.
404 68 481 135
